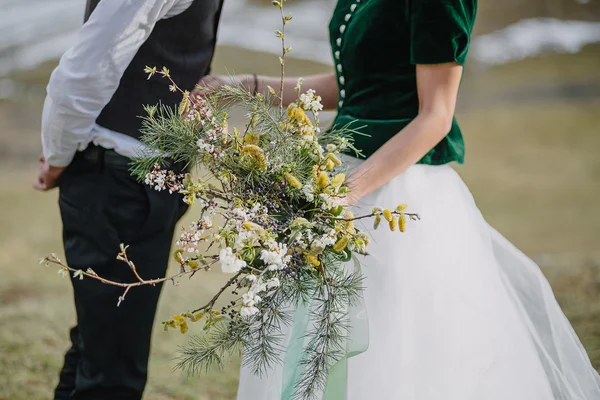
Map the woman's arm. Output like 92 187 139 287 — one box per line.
345 63 464 203
197 72 339 111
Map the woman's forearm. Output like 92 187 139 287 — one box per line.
347 112 452 202
255 72 339 111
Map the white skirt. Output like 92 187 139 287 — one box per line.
236 162 600 400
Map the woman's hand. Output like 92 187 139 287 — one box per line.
193 74 253 97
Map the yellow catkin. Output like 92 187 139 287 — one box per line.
382 209 393 222
287 103 298 118
325 159 335 170
173 315 186 326
178 90 190 116
179 321 189 334
327 153 342 166
330 173 345 188
241 144 267 171
373 215 381 230
284 173 303 189
399 213 407 233
305 255 321 267
333 236 350 252
188 260 199 269
389 216 398 231
396 204 408 212
294 108 312 126
243 133 261 145
343 210 356 233
317 171 329 190
173 249 184 263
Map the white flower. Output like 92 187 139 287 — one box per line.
299 89 324 113
242 291 262 307
319 193 343 210
245 274 257 282
311 234 336 253
57 268 69 278
219 247 247 273
265 277 280 289
231 208 248 220
235 229 260 249
240 306 260 317
326 144 337 152
302 184 315 202
260 242 290 271
200 216 213 229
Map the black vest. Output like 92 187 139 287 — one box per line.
84 0 223 139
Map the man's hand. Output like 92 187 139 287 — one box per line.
34 155 65 191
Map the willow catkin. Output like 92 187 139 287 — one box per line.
284 172 303 189
389 216 398 231
382 209 393 222
399 213 407 233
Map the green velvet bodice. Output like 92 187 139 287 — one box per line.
329 0 477 164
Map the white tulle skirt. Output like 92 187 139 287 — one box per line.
236 161 600 400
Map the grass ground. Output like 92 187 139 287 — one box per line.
1 43 600 399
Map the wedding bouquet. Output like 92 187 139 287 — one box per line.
43 2 417 398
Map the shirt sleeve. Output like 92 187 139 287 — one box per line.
41 0 191 167
409 0 477 66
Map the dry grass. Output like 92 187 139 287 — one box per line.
1 44 600 399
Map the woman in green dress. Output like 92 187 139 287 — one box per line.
206 0 600 398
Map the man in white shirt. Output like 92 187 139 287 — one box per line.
34 1 224 398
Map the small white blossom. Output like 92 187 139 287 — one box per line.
240 306 260 317
302 184 315 202
235 229 260 249
326 144 337 152
260 242 291 271
299 89 323 114
311 234 336 253
265 277 280 289
319 193 344 210
219 247 247 273
231 208 248 220
242 291 262 308
294 77 304 92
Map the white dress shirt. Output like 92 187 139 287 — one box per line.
41 0 195 167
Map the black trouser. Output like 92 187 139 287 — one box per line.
54 146 187 400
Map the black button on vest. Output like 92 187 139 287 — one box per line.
84 0 223 139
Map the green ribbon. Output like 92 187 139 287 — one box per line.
280 257 369 400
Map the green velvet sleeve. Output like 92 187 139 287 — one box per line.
409 0 477 66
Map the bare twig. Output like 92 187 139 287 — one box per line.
192 271 243 314
278 2 287 109
43 254 219 306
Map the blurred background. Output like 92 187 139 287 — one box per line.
1 0 600 399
